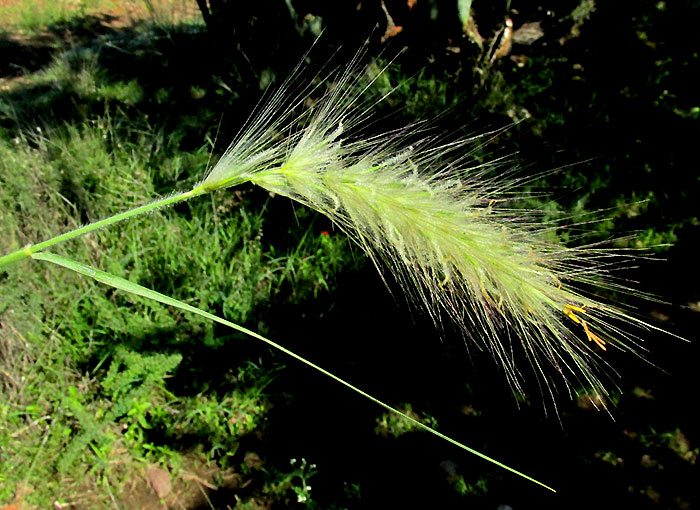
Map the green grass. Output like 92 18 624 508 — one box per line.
0 20 365 505
0 116 357 507
0 0 115 34
0 0 201 35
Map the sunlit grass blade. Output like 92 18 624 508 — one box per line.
31 250 555 492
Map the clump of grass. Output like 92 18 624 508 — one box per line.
0 0 111 35
0 117 357 507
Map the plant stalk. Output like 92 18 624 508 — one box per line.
0 188 206 269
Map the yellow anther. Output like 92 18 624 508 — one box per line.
564 304 586 324
564 309 580 324
563 304 606 350
582 321 607 351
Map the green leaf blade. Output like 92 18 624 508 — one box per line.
31 250 555 492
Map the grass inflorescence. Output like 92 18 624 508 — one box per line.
200 49 672 406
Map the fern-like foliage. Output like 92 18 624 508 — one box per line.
58 348 182 471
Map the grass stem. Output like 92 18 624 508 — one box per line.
0 188 205 269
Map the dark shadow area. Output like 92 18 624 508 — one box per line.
0 35 54 77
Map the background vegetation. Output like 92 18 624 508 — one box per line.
0 0 698 508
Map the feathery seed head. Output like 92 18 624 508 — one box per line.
202 51 672 405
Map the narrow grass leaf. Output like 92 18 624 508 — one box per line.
31 250 555 492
